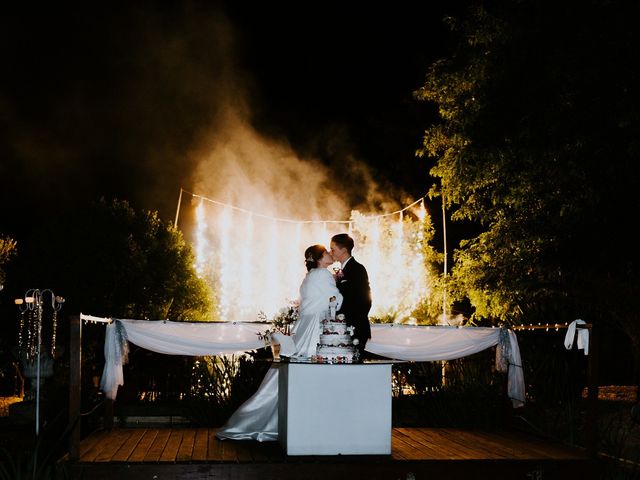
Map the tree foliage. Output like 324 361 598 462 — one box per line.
0 235 17 287
416 0 640 333
12 198 213 320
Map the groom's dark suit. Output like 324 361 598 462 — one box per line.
336 257 372 356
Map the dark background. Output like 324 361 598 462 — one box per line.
0 2 466 243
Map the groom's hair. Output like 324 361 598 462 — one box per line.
331 233 354 254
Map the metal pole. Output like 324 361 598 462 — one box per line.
585 323 598 457
441 192 448 386
69 315 82 461
442 190 448 321
174 187 184 228
35 294 41 436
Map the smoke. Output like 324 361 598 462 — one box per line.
189 60 403 225
0 4 248 228
192 108 348 222
0 3 410 237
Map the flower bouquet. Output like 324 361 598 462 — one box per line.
256 299 300 345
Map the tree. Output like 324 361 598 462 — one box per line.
13 198 213 320
0 235 17 288
415 0 640 339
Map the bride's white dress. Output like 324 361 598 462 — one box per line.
216 268 342 441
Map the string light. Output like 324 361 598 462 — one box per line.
181 189 427 225
510 322 591 331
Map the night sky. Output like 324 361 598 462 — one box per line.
0 3 462 240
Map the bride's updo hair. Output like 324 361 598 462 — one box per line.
304 244 327 271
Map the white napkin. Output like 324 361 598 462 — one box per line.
564 319 589 355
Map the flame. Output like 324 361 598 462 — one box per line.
194 201 432 321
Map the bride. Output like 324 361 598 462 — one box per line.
216 244 343 441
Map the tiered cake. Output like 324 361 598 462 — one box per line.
312 313 358 364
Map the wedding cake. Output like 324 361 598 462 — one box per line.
312 308 358 364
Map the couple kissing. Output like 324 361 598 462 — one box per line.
301 233 372 357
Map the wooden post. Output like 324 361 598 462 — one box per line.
104 398 114 430
501 359 513 429
585 323 598 457
68 315 81 461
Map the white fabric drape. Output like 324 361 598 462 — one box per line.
367 325 501 361
366 325 525 408
564 319 589 355
502 330 525 408
91 314 525 407
95 317 268 400
99 321 127 401
118 319 266 355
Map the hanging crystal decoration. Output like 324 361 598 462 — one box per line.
51 308 58 358
15 289 65 437
27 309 37 360
16 299 26 352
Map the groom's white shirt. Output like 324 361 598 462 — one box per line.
341 256 353 269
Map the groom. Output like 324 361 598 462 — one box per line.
330 233 371 359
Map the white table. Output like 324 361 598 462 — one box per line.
277 361 392 455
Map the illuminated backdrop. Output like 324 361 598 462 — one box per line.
192 195 431 321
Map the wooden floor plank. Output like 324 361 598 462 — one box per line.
461 429 553 459
78 426 589 465
159 430 184 462
128 429 159 463
233 440 255 463
427 428 498 459
143 429 171 462
399 428 469 459
464 429 525 458
246 440 270 462
111 429 147 462
445 429 543 459
391 430 425 460
411 429 470 458
94 429 133 462
207 429 225 462
176 429 195 462
393 428 454 459
191 428 209 461
478 429 584 459
80 430 112 461
221 436 238 462
256 440 286 462
432 428 509 459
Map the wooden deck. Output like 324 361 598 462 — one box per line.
70 426 600 479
